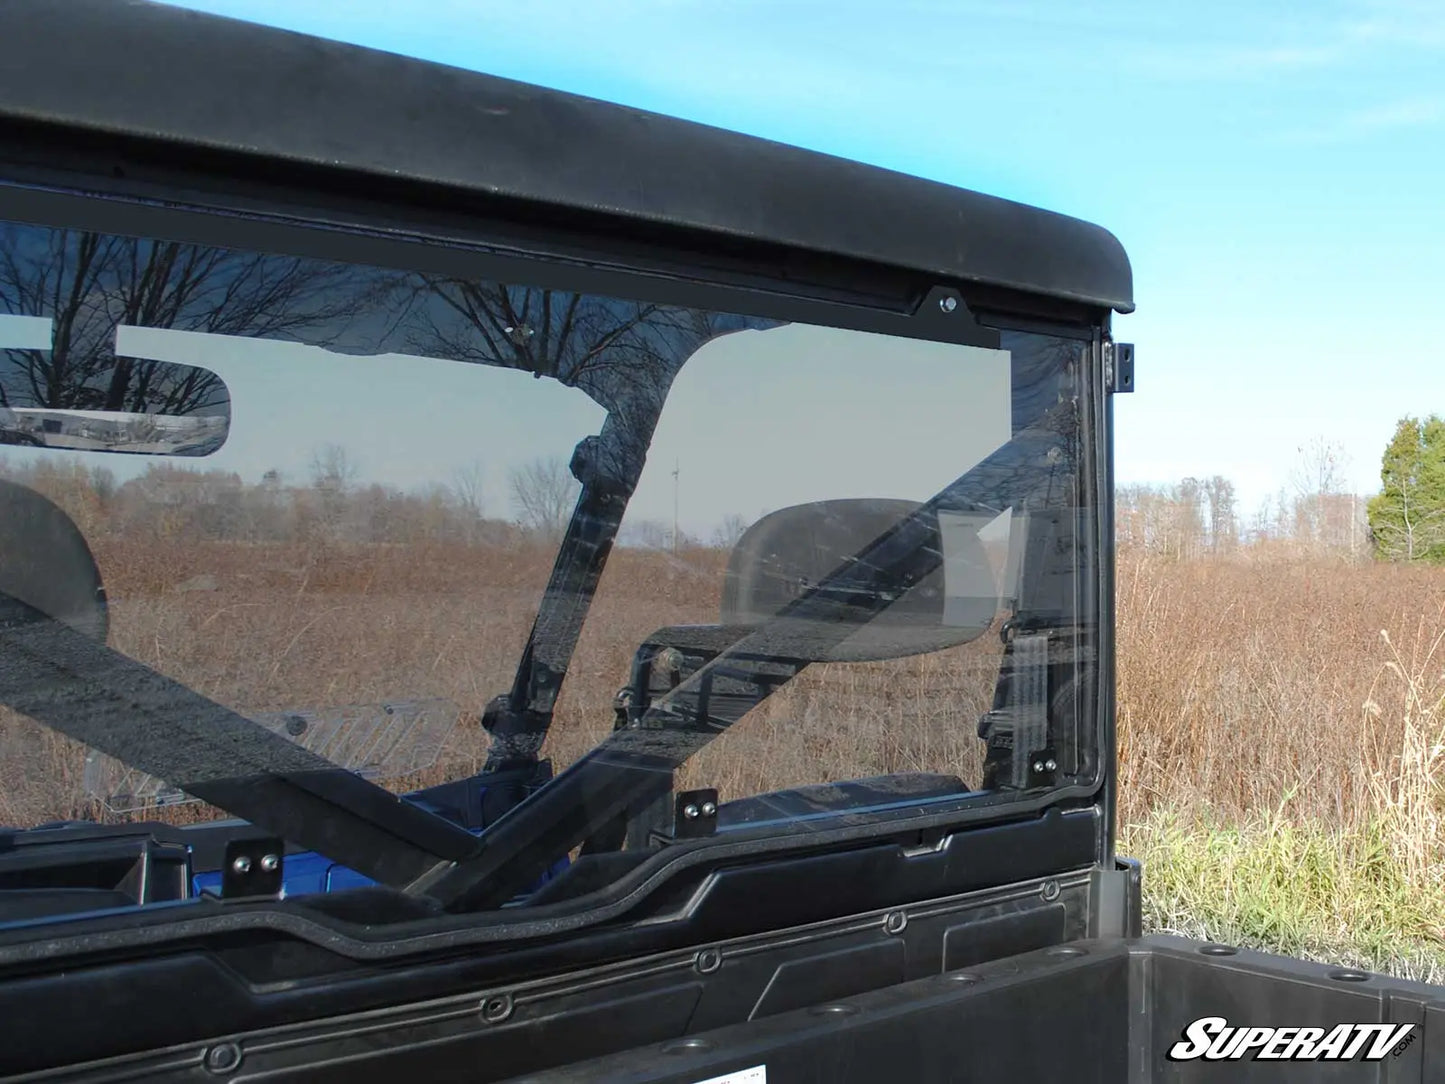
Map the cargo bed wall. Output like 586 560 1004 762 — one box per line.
528 936 1444 1084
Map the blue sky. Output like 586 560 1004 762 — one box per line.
160 0 1445 517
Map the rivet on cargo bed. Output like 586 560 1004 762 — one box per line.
203 1043 241 1075
480 994 514 1023
945 972 984 985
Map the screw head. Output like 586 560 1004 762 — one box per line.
682 804 700 819
1044 759 1057 772
230 855 251 875
939 296 958 313
695 947 722 974
259 854 280 873
1032 761 1045 774
480 993 514 1023
204 1042 241 1074
700 801 717 817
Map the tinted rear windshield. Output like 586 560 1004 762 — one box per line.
0 214 1099 929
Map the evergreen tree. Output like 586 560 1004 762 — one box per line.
1367 415 1445 563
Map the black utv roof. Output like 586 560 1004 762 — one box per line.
0 0 1132 313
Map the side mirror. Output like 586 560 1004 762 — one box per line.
720 498 1002 663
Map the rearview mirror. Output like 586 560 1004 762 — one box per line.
0 315 230 456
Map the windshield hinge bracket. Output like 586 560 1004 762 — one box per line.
672 788 718 840
1104 342 1135 394
217 837 284 900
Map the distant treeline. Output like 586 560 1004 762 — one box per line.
1 452 1378 564
0 456 533 548
0 454 720 552
1117 474 1369 560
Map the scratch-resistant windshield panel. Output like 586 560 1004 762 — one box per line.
0 214 1096 929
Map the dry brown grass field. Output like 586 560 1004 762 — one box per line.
0 532 999 825
1117 547 1445 865
5 526 1439 847
2 481 1442 973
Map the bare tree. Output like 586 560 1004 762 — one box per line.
308 444 357 539
1175 477 1206 559
1289 437 1349 550
1203 475 1237 553
0 223 379 417
448 459 486 534
509 456 579 541
309 444 357 493
1117 479 1229 558
711 513 750 550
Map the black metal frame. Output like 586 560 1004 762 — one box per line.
0 173 1115 944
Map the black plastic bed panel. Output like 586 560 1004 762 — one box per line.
18 933 1445 1081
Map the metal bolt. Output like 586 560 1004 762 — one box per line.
695 947 722 974
884 910 908 934
700 801 717 817
682 804 700 819
230 855 251 875
260 854 280 873
1032 761 1045 774
1041 879 1061 902
1044 759 1057 772
939 296 958 313
481 994 514 1023
204 1042 241 1074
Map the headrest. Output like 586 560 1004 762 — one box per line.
0 478 108 642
